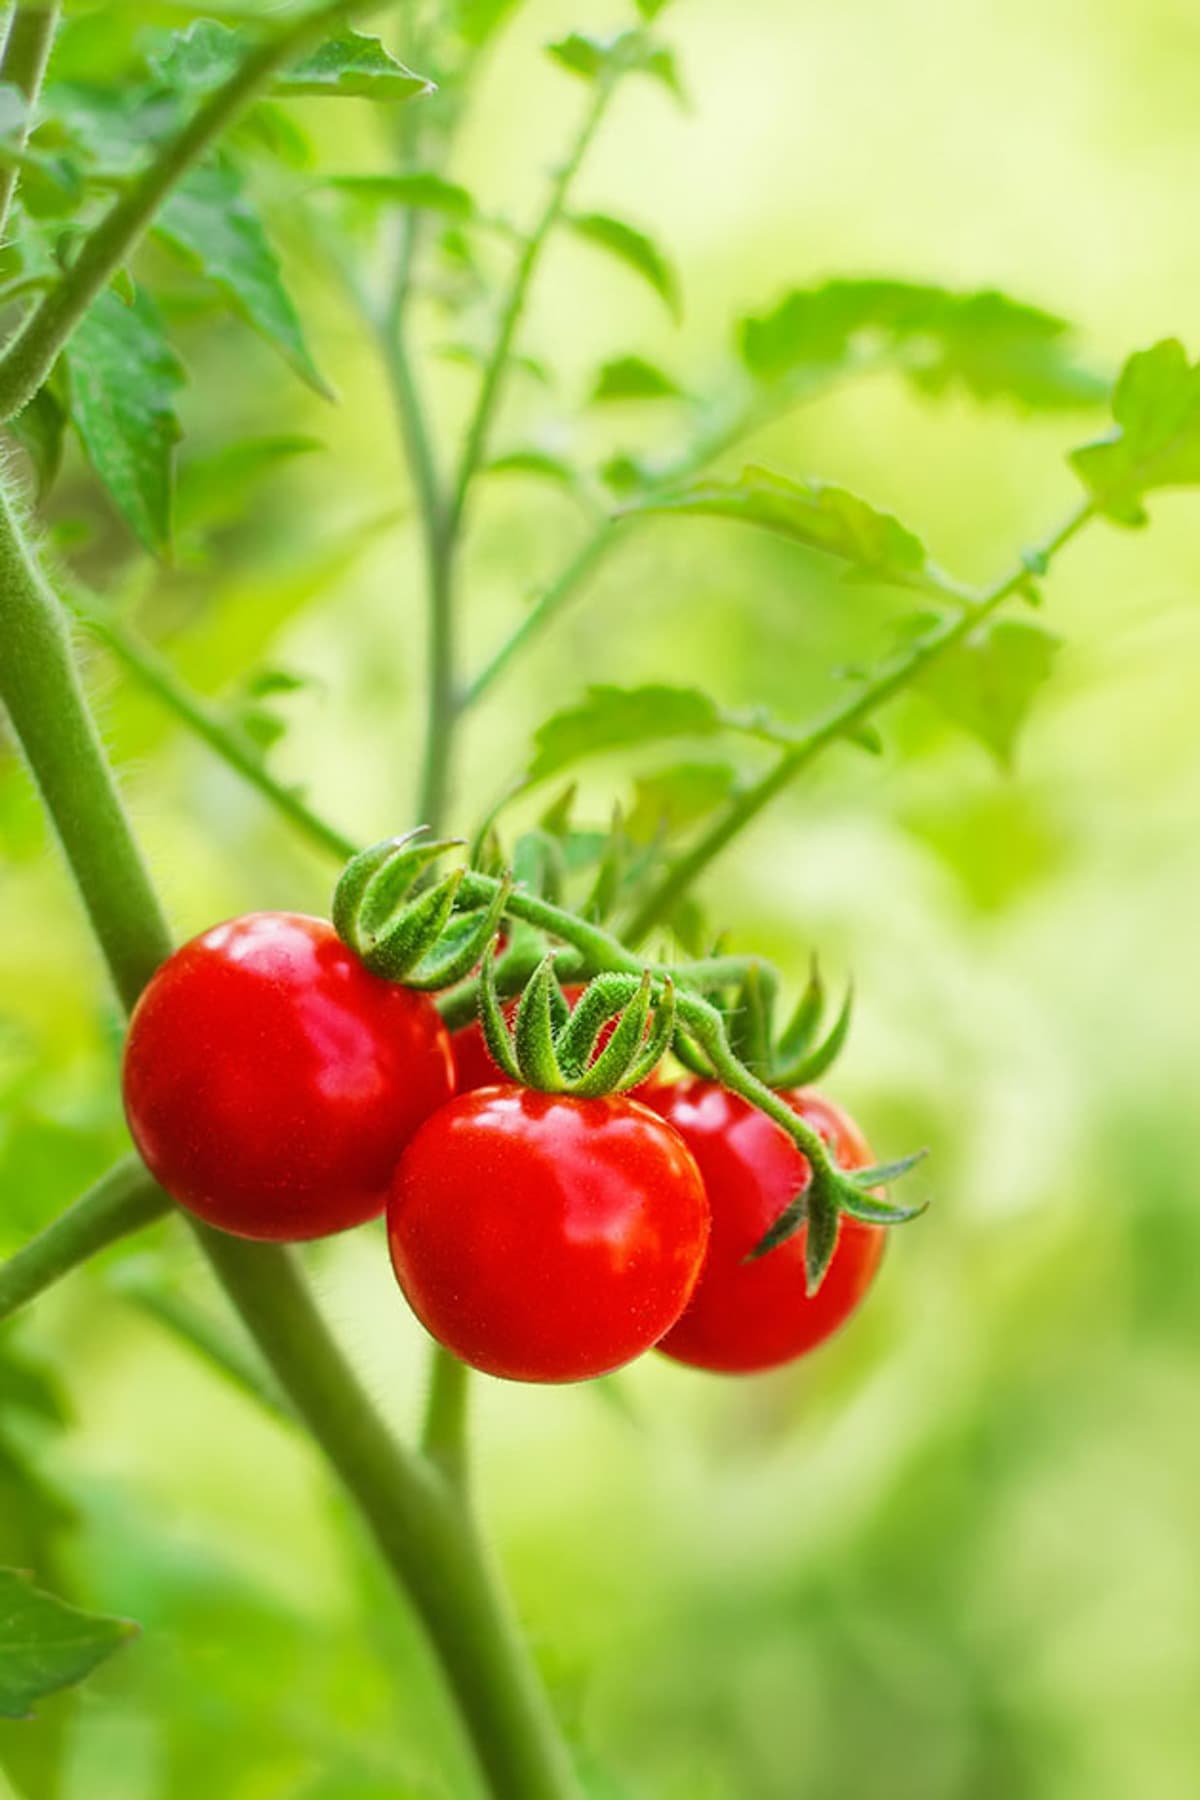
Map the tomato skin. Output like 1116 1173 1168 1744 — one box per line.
640 1081 884 1374
388 1087 710 1383
122 913 454 1242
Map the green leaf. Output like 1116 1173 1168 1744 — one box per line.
0 1570 135 1719
568 213 680 320
175 435 322 533
635 465 938 591
148 20 244 94
325 171 475 218
546 31 614 79
591 355 682 403
155 162 329 396
899 614 1061 764
66 289 184 554
529 685 724 781
151 23 430 104
628 761 738 840
739 279 1105 411
485 449 577 487
454 0 526 48
1069 338 1200 526
278 32 430 102
546 31 684 104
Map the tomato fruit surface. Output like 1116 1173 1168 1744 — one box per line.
123 912 454 1240
640 1081 885 1373
388 1087 710 1382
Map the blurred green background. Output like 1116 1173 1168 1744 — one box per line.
3 0 1200 1795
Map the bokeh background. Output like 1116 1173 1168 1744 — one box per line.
2 0 1200 1795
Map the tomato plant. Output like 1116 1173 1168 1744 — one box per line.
0 0 1194 1794
643 1082 885 1373
389 1087 709 1382
123 913 454 1241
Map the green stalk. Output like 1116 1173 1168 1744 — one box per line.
0 479 174 1007
0 1157 171 1322
0 3 61 244
622 501 1097 944
69 591 358 862
0 467 580 1800
0 0 409 423
446 65 621 539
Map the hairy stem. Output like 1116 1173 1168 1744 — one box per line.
623 501 1097 943
0 3 62 244
0 465 579 1800
0 0 409 422
0 1157 171 1322
69 590 358 862
0 480 174 1006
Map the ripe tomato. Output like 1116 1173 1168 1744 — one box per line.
123 913 454 1241
388 1087 710 1382
452 984 616 1092
640 1081 884 1373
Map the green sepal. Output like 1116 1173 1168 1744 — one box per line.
478 938 524 1081
774 957 823 1065
405 872 515 991
514 956 572 1088
365 870 464 980
803 1179 841 1295
485 963 677 1095
513 828 565 903
772 981 853 1088
333 832 511 990
726 959 776 1077
583 805 625 923
570 972 652 1096
671 1028 717 1079
621 975 677 1088
747 1142 929 1289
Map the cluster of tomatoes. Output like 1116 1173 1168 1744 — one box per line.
122 911 883 1384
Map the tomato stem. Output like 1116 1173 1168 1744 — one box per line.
421 1346 472 1486
0 4 61 245
0 1157 171 1323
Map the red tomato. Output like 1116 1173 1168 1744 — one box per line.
123 913 454 1241
388 1087 710 1382
452 984 617 1093
640 1081 884 1373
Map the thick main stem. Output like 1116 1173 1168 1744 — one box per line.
0 470 579 1800
0 3 62 245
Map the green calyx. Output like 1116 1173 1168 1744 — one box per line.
480 946 676 1096
333 832 512 990
747 1148 930 1293
674 956 852 1090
